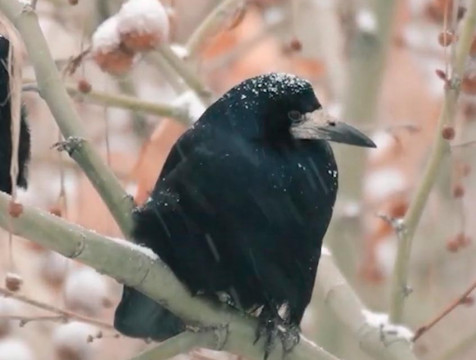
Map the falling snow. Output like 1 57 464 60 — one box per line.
356 9 377 33
364 167 406 201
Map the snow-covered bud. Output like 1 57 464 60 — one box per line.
5 273 23 292
117 0 169 52
91 16 136 75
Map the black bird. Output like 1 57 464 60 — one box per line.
0 35 30 195
114 73 375 355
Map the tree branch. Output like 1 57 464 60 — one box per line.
0 286 114 329
65 83 192 125
389 0 476 323
412 279 476 342
316 250 417 360
0 191 417 360
0 191 340 360
0 0 134 236
185 0 243 58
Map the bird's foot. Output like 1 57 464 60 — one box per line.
254 314 279 359
254 313 300 359
278 323 300 353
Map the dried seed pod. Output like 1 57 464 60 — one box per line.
289 38 302 52
5 272 23 292
49 205 62 217
441 126 455 140
8 201 23 217
452 183 465 198
446 238 459 252
438 31 455 47
77 79 92 94
435 69 448 81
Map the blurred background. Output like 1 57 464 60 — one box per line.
0 0 475 359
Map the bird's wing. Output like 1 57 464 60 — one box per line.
134 137 333 321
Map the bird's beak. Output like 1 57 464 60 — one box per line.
290 109 376 148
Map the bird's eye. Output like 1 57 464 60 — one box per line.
328 120 336 126
288 110 301 121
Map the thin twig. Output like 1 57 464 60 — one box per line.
23 80 191 124
0 314 66 325
389 0 476 323
452 139 476 148
0 287 114 329
185 0 244 58
156 45 212 103
412 279 476 341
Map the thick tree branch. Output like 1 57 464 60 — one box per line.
0 0 134 236
0 192 416 360
316 251 417 360
0 191 339 360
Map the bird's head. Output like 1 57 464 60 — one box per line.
218 73 375 148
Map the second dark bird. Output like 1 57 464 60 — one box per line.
114 73 375 356
0 35 30 195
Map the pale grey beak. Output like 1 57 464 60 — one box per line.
290 109 376 148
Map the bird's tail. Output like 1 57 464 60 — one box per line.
114 285 185 340
0 35 30 194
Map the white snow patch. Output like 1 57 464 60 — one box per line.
92 16 121 53
53 322 98 360
341 201 361 218
117 0 169 39
321 246 331 256
376 239 397 277
368 130 395 161
170 43 189 59
0 338 35 360
109 237 158 260
362 309 414 341
64 267 109 315
327 102 342 119
124 182 138 197
365 168 407 200
172 91 206 122
262 6 285 25
356 9 377 33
